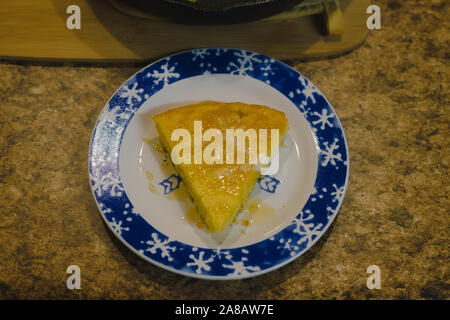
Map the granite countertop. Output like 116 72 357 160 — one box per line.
0 0 448 299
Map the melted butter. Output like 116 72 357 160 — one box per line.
145 170 154 181
239 196 275 226
247 200 261 211
148 183 159 195
144 168 160 194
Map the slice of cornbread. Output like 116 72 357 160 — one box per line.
153 101 288 233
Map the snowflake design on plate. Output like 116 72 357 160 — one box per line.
291 210 324 246
298 76 320 104
222 257 261 276
98 104 121 128
89 48 348 279
331 183 345 203
120 82 143 106
145 233 176 262
90 150 118 169
227 50 262 76
109 217 130 236
276 238 300 257
312 109 335 130
320 138 343 167
297 100 312 118
187 251 215 274
90 168 123 198
146 61 180 88
191 49 210 61
260 58 275 77
212 248 231 260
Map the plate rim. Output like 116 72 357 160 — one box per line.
88 47 350 280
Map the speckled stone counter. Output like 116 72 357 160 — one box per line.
0 0 448 299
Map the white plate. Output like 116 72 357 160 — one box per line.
89 48 349 279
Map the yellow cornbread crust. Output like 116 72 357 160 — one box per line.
153 101 289 233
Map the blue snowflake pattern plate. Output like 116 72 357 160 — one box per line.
89 48 349 279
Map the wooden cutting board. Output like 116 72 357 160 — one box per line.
0 0 369 62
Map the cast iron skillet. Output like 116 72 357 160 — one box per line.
163 0 282 12
119 0 305 23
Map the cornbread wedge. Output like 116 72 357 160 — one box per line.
153 101 288 233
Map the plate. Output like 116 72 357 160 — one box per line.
89 48 349 279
